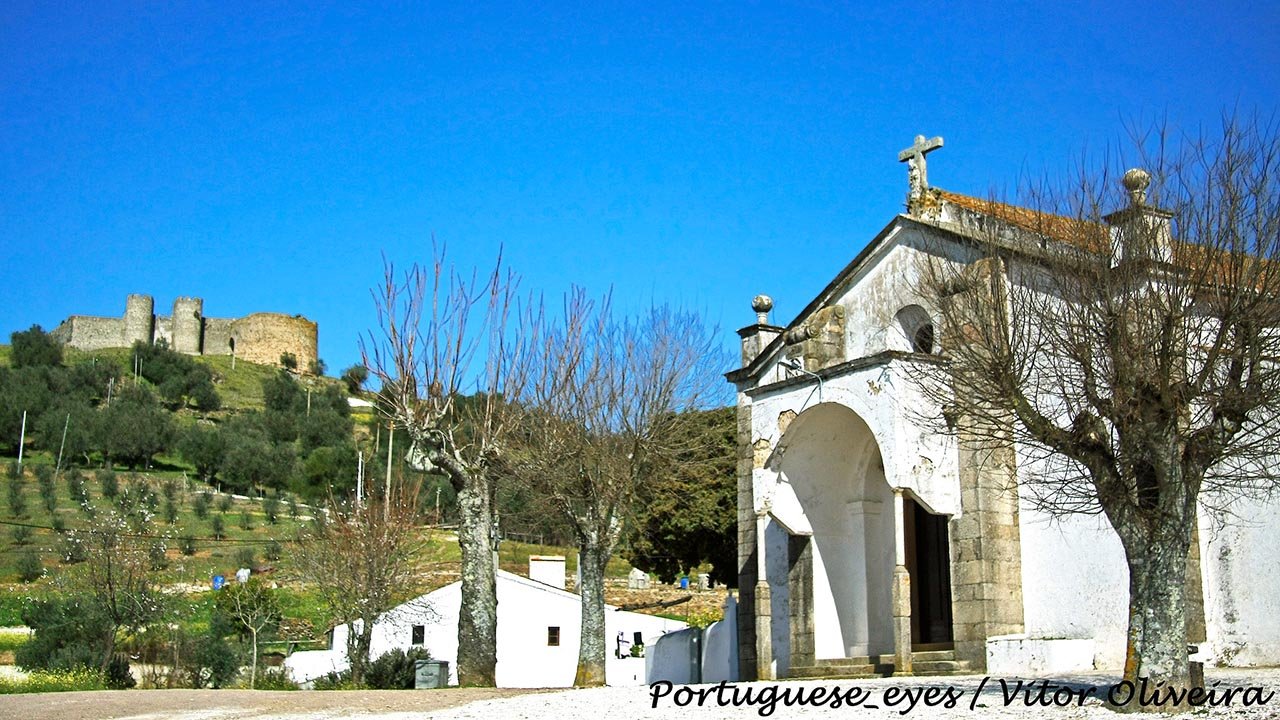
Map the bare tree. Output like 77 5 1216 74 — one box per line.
910 116 1280 700
215 578 280 688
289 486 427 685
516 291 724 686
362 248 534 686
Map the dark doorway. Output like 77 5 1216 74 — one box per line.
903 498 954 647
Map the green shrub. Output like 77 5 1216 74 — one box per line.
66 470 87 505
193 492 211 519
11 524 32 545
97 469 118 499
148 542 168 571
265 540 283 561
164 498 179 524
0 668 105 694
5 461 20 480
7 475 26 517
364 647 432 689
253 668 299 690
234 547 255 568
36 466 56 512
263 494 280 524
311 669 359 690
184 634 239 689
287 495 299 519
60 535 87 564
210 515 225 539
179 535 197 556
105 655 136 689
16 550 43 582
239 509 253 531
217 494 233 513
50 514 67 533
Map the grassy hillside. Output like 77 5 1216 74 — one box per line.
0 343 346 412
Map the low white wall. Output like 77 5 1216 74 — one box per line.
701 596 739 683
986 635 1095 675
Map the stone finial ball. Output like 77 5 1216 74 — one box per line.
752 294 774 314
1122 168 1151 192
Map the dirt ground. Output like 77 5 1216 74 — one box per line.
0 687 542 720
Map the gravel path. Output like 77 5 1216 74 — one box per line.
429 670 1280 720
0 670 1275 719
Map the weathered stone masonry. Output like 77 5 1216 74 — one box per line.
50 294 319 372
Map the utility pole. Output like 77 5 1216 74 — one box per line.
54 413 70 478
356 451 364 507
16 410 27 468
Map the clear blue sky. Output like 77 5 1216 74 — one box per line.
3 2 1277 380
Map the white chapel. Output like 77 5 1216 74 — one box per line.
726 136 1280 680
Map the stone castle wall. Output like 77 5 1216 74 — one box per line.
51 316 125 351
52 295 319 372
229 313 318 369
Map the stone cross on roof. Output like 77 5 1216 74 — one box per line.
898 134 944 200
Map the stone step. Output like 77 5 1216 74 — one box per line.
911 659 970 674
813 656 878 667
788 663 894 680
787 651 971 680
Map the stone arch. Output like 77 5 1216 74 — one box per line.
774 402 897 663
895 304 936 354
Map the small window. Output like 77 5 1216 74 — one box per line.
547 626 560 646
412 625 425 646
912 323 935 354
896 305 936 355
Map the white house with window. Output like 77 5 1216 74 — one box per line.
285 558 687 688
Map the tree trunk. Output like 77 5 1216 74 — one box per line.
574 541 610 687
345 620 374 685
250 629 258 689
1119 529 1193 712
456 472 498 686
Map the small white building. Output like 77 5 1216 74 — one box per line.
286 561 687 688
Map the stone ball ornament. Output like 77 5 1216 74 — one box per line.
752 294 773 323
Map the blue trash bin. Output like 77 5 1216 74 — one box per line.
679 576 689 589
212 574 225 590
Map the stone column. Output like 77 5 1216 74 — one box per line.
891 489 913 675
788 535 815 671
754 512 774 680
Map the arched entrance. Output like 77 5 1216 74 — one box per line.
770 402 954 673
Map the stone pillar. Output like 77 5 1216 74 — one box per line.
943 256 1026 670
754 512 775 680
735 395 759 680
788 535 814 671
891 489 913 675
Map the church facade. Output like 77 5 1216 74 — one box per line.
726 137 1280 680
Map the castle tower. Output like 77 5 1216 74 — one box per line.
171 297 204 354
123 294 155 347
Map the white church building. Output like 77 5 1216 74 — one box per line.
727 136 1280 680
285 557 687 688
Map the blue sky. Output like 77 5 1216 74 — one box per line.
3 2 1277 382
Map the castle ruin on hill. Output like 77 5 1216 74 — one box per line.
51 294 318 372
